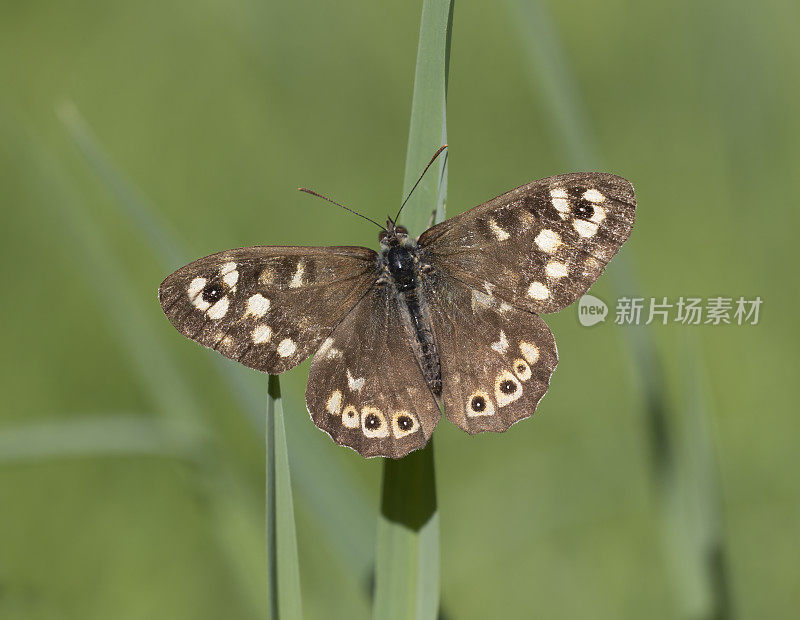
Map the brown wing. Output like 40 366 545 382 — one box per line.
418 173 636 314
158 246 378 374
305 283 441 459
423 270 558 434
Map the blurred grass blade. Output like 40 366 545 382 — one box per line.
23 132 267 618
375 0 452 618
57 102 375 582
659 339 731 620
505 2 731 616
0 414 196 464
266 376 303 619
506 0 596 169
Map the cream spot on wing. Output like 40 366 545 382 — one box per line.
347 369 365 392
277 338 296 357
573 219 599 237
534 229 561 253
519 341 540 365
495 370 523 407
527 281 550 300
491 330 509 354
326 390 343 415
545 261 569 279
361 406 389 438
188 277 211 310
317 337 343 360
512 358 532 381
391 411 419 438
467 390 495 417
589 203 607 224
188 277 206 299
220 261 237 275
550 187 570 214
582 189 605 203
289 261 305 288
499 302 514 314
342 405 360 428
245 293 270 318
252 324 272 344
489 218 510 241
207 296 230 319
223 269 239 288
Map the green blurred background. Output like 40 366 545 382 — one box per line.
1 0 798 618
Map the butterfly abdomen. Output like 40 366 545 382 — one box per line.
384 244 443 397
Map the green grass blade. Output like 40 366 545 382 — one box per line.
374 445 439 620
398 0 454 237
56 103 375 581
0 414 197 464
659 339 731 619
506 2 732 615
375 1 453 618
266 376 303 620
22 131 267 618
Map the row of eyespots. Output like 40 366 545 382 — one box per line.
467 341 538 417
325 390 419 438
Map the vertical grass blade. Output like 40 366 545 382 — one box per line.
20 131 267 618
506 1 731 614
57 103 376 583
374 1 453 618
266 376 303 619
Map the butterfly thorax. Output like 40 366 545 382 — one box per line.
379 231 442 397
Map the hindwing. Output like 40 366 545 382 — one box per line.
305 284 441 459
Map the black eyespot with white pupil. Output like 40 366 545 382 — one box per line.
470 395 486 412
574 199 594 219
397 415 413 431
202 283 224 303
365 413 381 430
500 380 517 394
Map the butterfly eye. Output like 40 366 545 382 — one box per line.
396 226 408 235
573 199 594 219
379 230 388 242
202 283 225 303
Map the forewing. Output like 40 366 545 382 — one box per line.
418 173 635 314
158 246 378 374
306 284 441 459
424 271 558 434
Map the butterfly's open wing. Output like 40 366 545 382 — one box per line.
423 271 558 433
418 173 636 314
305 284 441 459
158 246 378 373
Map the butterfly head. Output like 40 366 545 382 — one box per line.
379 220 411 249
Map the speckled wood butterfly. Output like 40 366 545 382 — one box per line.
159 154 636 458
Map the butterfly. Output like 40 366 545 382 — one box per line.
158 151 636 459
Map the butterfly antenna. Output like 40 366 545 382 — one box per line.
394 144 448 224
298 187 386 230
